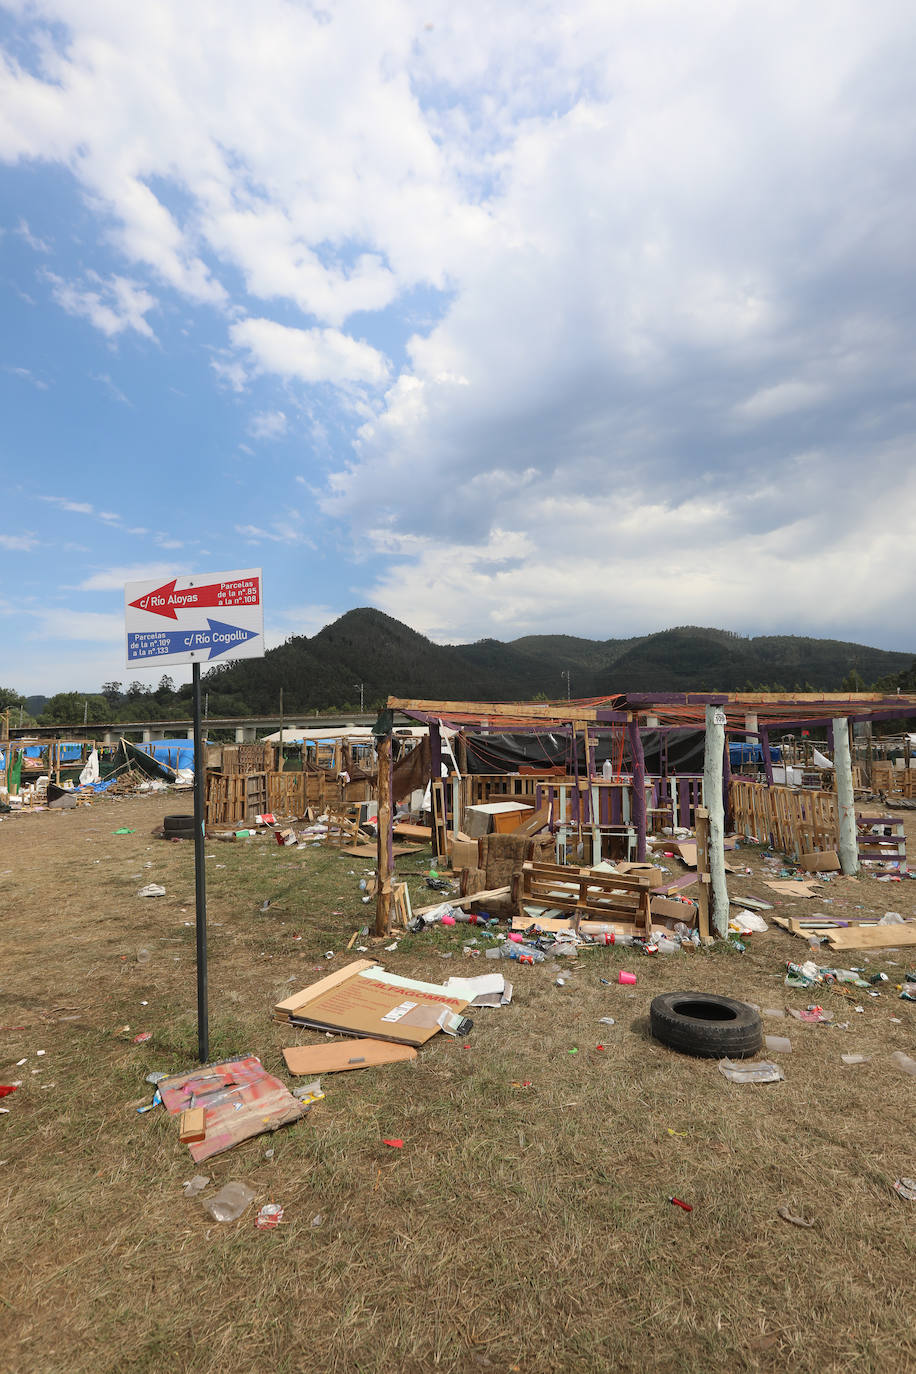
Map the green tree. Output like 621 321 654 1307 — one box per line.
39 692 110 725
100 681 123 707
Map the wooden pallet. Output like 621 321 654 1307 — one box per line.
267 772 306 817
205 770 268 824
518 861 652 934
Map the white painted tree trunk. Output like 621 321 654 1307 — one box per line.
703 704 730 936
833 717 858 875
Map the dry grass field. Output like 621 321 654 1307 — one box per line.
2 793 916 1373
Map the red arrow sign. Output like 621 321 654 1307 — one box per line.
129 576 260 620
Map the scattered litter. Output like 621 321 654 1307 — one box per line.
788 1006 832 1024
202 1182 256 1222
893 1178 916 1202
668 1196 692 1212
730 911 769 934
181 1174 210 1197
618 971 636 985
145 1071 168 1085
841 1053 871 1065
778 1205 815 1228
160 1056 310 1160
718 1058 784 1084
891 1051 916 1078
291 1079 325 1104
765 1035 792 1054
138 884 166 898
0 1086 19 1099
255 1202 284 1229
310 1213 323 1228
383 1138 404 1148
762 1007 785 1019
132 1031 152 1044
599 1017 616 1027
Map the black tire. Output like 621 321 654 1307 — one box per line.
164 814 195 837
650 991 762 1059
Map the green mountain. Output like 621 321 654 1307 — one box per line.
196 609 915 713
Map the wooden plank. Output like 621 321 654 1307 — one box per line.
340 842 423 859
393 822 432 840
822 924 916 950
413 885 510 916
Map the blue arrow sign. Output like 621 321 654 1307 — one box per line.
127 618 260 663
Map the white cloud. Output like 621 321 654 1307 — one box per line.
32 608 123 643
230 318 389 389
46 270 158 340
733 381 827 423
0 532 38 551
4 365 49 389
3 1 916 649
78 562 178 591
91 372 130 404
265 603 337 647
247 409 288 440
16 218 51 252
235 521 307 545
40 495 95 515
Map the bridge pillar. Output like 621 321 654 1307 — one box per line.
235 726 256 743
142 729 152 744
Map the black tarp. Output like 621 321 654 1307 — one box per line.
463 728 706 776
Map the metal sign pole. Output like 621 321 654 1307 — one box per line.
192 661 209 1062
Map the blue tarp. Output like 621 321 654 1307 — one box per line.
729 742 781 766
143 738 198 771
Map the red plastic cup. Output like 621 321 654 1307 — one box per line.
618 970 637 985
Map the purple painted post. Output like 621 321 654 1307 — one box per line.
429 720 443 858
760 726 775 786
627 721 647 861
722 734 732 830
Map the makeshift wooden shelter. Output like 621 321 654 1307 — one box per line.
372 691 916 938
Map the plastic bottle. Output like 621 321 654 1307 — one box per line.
202 1182 256 1222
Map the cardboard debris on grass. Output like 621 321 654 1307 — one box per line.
274 960 472 1045
159 1056 309 1162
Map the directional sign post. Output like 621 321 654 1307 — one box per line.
125 568 265 1062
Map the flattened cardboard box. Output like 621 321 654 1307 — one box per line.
279 962 469 1046
799 850 841 873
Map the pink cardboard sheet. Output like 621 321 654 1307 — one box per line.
159 1055 308 1161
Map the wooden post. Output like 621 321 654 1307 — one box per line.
627 720 647 861
374 731 394 935
833 716 858 875
456 731 468 777
278 687 284 774
703 705 730 936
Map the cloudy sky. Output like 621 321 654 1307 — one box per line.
2 0 915 695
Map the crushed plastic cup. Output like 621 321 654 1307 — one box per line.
718 1058 784 1084
764 1035 792 1054
202 1182 256 1222
891 1051 916 1078
841 1053 871 1066
182 1174 210 1198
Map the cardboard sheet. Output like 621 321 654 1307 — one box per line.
764 880 822 897
159 1056 308 1162
278 962 468 1045
283 1039 417 1075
